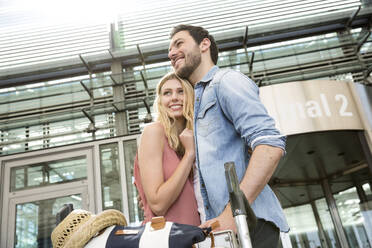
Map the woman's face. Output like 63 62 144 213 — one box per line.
160 79 185 119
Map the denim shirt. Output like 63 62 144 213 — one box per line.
193 66 289 232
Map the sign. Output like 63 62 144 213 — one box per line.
260 80 363 135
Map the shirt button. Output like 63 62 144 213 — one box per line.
201 183 205 188
196 97 200 102
206 206 209 210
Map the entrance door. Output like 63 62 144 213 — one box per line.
9 183 88 248
1 147 95 248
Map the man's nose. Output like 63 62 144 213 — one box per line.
168 48 176 60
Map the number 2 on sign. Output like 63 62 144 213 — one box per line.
335 94 353 117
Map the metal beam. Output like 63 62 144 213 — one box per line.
328 162 368 180
270 178 319 187
140 71 149 91
112 103 121 112
78 54 93 74
256 78 263 87
80 81 93 98
108 49 116 60
109 75 119 85
249 51 255 78
356 30 371 53
243 26 248 48
82 109 94 124
137 44 146 70
354 177 368 203
364 65 372 81
346 6 361 28
358 132 372 175
140 70 150 102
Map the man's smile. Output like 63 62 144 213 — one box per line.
172 55 185 69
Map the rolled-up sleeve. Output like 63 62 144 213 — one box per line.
216 70 286 152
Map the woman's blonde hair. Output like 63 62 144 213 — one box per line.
154 72 194 156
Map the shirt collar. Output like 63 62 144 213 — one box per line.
198 65 219 85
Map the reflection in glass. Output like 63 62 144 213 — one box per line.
361 183 372 247
315 198 340 248
363 183 371 195
10 156 87 192
15 194 82 248
334 187 371 248
100 143 123 211
123 139 143 224
284 204 322 247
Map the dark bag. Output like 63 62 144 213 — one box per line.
106 217 217 248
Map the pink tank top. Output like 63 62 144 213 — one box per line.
134 136 200 226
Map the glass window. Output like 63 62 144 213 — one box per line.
362 183 371 195
10 156 87 192
123 139 143 224
99 143 123 211
334 187 372 248
15 194 83 248
284 203 322 248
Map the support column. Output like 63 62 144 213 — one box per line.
316 161 350 248
310 200 331 248
111 62 128 136
354 178 368 203
358 132 372 176
110 22 128 136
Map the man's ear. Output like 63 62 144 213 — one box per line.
200 38 211 52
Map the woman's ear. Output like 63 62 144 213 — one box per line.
200 38 211 52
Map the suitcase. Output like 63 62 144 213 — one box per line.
195 230 239 248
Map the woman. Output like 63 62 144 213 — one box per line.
133 72 200 226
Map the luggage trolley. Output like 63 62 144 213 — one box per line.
196 162 257 248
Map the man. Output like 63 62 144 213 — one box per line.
168 25 289 247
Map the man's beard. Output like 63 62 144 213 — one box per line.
176 51 201 79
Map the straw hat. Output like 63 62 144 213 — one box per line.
51 209 127 248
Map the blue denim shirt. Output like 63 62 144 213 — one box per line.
194 66 289 232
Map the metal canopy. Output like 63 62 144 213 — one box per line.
271 130 370 208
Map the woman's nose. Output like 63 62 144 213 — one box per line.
171 92 179 101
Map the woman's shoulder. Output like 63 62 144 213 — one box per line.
141 122 165 142
143 121 164 134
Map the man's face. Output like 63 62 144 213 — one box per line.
168 30 202 80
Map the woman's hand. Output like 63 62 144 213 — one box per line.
179 128 195 159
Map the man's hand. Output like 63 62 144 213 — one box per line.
200 204 236 233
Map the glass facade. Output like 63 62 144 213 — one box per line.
1 28 370 156
10 156 87 192
123 139 144 224
99 143 123 211
285 184 372 248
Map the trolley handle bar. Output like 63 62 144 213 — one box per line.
224 162 257 228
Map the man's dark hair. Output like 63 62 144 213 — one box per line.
170 24 219 65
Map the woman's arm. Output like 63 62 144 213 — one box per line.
138 122 195 216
